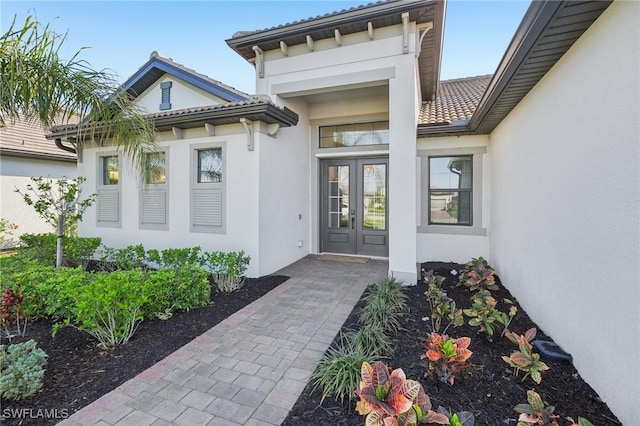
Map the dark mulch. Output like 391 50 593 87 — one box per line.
284 262 621 426
0 275 288 425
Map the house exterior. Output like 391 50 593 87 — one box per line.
49 1 638 423
0 115 78 245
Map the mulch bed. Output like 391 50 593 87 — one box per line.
284 262 621 426
0 274 288 425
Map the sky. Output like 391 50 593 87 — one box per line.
1 1 530 95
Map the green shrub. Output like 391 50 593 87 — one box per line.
0 340 47 400
0 259 90 322
70 270 147 348
311 333 379 405
0 259 59 320
40 267 88 323
147 247 202 269
346 325 394 357
201 250 250 293
17 233 100 267
142 266 210 317
95 244 148 271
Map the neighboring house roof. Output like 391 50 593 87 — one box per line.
418 0 613 137
419 75 492 126
123 51 249 102
226 0 445 102
48 96 299 138
0 115 76 162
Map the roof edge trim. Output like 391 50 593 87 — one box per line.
467 1 562 131
123 57 248 102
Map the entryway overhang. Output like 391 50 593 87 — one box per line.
226 0 445 102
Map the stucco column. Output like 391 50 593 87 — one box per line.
388 64 418 284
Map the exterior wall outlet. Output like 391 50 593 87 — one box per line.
297 240 303 247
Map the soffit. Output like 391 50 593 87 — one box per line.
471 0 614 134
419 0 613 137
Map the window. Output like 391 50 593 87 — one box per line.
102 156 119 185
97 153 121 227
191 143 225 233
145 152 166 184
418 147 486 235
320 121 389 148
140 151 168 230
159 81 172 110
429 156 472 225
197 148 222 183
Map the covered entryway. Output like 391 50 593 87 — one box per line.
320 157 388 257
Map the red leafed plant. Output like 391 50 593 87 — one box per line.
355 361 449 426
1 285 27 340
502 328 549 384
421 333 473 385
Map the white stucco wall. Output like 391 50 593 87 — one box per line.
136 76 229 114
257 99 311 276
0 156 77 244
489 2 639 424
416 135 490 263
77 125 262 277
256 22 422 282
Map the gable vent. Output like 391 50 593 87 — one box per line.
160 81 172 110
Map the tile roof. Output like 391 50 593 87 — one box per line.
419 75 492 125
148 96 273 119
123 52 249 103
0 115 76 161
145 52 249 99
230 1 392 38
48 96 298 136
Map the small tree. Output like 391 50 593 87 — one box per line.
15 176 95 267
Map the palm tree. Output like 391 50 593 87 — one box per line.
0 15 157 176
1 16 158 268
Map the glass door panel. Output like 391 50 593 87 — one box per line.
327 165 350 229
362 164 386 231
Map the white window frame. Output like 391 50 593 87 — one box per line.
417 147 486 236
96 151 122 228
139 149 169 230
190 141 226 234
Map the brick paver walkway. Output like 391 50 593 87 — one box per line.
59 254 388 426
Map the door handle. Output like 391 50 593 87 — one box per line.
351 216 355 229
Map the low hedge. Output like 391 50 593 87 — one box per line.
141 266 210 317
1 260 211 347
16 233 101 267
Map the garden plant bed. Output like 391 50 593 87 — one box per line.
1 274 288 425
284 262 621 426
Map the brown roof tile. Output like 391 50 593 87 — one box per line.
49 96 280 134
229 1 391 39
419 75 492 125
0 115 76 161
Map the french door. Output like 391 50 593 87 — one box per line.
320 158 388 257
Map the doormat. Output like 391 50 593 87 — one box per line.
318 254 369 264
